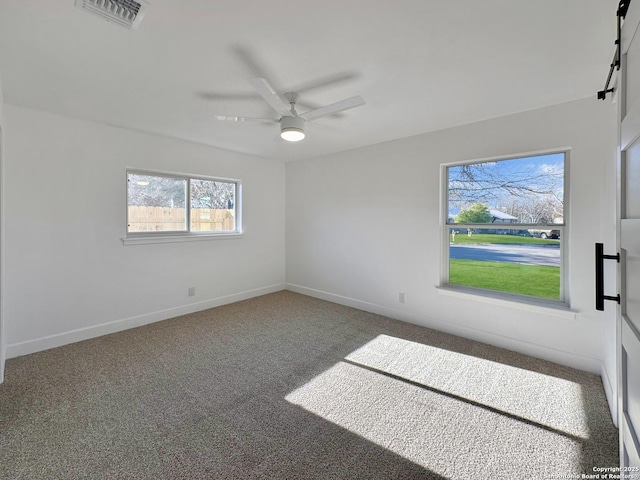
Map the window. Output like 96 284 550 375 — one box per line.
443 151 567 303
126 170 240 236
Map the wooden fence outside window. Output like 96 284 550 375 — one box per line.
128 206 235 232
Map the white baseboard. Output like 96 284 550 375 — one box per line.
286 283 603 374
6 284 286 359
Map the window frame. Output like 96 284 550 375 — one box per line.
440 149 570 307
124 169 242 244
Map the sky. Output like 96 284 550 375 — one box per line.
447 152 565 212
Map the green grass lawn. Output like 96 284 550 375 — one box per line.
449 233 559 245
450 259 560 300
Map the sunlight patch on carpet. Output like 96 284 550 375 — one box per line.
285 335 588 478
345 334 589 438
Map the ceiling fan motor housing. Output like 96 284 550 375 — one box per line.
281 115 305 135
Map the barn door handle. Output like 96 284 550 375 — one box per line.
595 243 621 311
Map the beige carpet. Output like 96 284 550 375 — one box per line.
0 291 618 479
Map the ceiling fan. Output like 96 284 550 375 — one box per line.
214 77 365 142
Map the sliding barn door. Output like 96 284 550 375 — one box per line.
0 125 3 384
619 0 640 468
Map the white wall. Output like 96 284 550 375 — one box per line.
3 104 285 357
286 97 618 412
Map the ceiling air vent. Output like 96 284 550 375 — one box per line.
75 0 148 30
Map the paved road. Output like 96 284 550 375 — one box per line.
450 243 560 267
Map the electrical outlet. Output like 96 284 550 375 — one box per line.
188 287 196 297
398 292 405 304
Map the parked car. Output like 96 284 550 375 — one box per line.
528 229 560 239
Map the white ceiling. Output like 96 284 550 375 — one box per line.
0 1 619 162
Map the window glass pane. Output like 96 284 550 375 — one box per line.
445 152 566 302
190 179 236 232
448 228 561 300
448 153 565 225
127 173 187 233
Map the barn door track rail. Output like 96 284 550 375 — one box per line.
598 0 631 100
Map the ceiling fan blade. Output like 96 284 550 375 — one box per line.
196 91 258 102
231 45 278 85
289 71 361 95
300 96 365 122
248 78 291 117
214 115 277 124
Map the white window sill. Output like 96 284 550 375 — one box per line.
436 285 576 319
121 232 243 246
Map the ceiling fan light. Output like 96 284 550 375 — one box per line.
281 127 305 142
280 115 306 142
